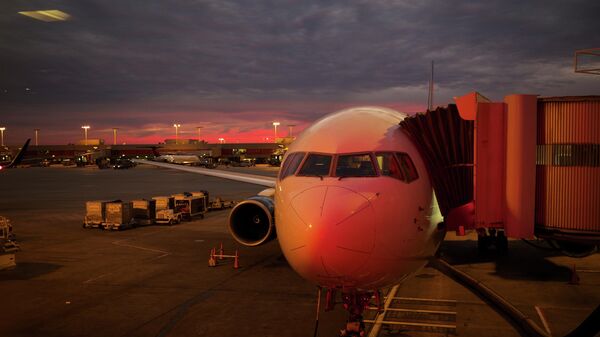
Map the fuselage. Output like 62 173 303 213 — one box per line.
274 107 444 290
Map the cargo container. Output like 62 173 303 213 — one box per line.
191 190 209 211
132 199 156 225
84 200 114 228
153 196 175 211
153 196 181 225
103 201 134 230
174 195 207 220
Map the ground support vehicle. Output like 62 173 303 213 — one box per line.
1 216 19 270
102 201 135 230
209 197 236 211
153 196 182 225
132 199 156 226
190 191 210 210
84 200 114 228
174 194 207 220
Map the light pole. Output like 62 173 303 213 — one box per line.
218 137 225 144
81 125 90 145
112 128 118 145
287 124 296 138
272 121 280 142
173 124 181 144
34 128 40 146
0 127 5 147
196 126 203 142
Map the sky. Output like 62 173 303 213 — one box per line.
1 0 599 145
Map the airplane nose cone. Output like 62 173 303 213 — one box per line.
288 186 376 279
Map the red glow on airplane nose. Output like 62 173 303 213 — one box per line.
291 186 376 278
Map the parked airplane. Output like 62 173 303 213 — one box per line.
136 106 445 321
0 139 31 170
157 154 202 165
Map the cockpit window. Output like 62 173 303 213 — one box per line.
298 154 332 177
279 152 305 180
375 152 405 181
396 152 419 183
335 154 377 177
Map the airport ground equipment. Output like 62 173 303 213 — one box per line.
402 93 600 257
1 216 19 270
153 196 181 225
190 190 209 210
208 243 239 269
132 199 156 225
174 194 206 220
84 200 114 228
103 201 135 230
209 197 236 211
0 216 19 253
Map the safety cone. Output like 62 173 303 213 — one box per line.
569 264 580 285
208 248 216 267
234 249 239 269
219 242 224 260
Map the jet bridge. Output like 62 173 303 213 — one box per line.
400 93 600 256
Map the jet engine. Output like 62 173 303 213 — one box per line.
228 193 275 246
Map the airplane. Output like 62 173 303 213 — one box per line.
136 106 445 324
0 139 31 170
158 154 203 165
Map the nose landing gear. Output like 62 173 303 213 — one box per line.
477 228 508 253
313 287 382 337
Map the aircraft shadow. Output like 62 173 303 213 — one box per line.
0 262 62 281
439 240 572 282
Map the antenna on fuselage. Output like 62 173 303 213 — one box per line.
427 60 434 111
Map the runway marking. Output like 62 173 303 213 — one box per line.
112 239 170 259
535 306 552 336
368 285 399 337
83 273 112 284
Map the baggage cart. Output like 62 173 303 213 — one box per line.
174 195 207 220
103 201 135 230
132 199 156 226
153 196 181 225
84 200 113 228
191 190 210 211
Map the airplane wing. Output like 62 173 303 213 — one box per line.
132 159 276 187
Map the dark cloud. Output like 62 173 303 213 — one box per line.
0 0 599 143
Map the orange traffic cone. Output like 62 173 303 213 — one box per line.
569 264 580 285
234 249 239 269
208 248 216 267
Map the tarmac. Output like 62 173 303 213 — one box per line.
0 164 598 337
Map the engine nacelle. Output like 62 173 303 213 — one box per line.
228 195 275 246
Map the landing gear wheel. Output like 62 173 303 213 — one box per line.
496 231 508 254
477 234 492 253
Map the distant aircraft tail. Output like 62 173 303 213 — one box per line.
6 139 31 168
137 145 162 157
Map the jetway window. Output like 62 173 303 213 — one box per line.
396 152 419 183
298 154 332 177
336 153 377 177
375 152 405 181
279 152 305 180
